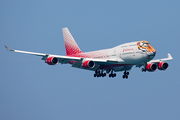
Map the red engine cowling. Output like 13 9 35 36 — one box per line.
146 63 157 72
158 62 169 70
46 57 58 65
82 60 95 69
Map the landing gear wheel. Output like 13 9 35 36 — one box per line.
94 74 96 77
95 69 116 78
109 74 112 78
94 69 107 78
141 68 146 72
97 73 101 77
126 72 129 75
102 73 105 77
100 73 103 77
123 71 129 79
114 73 116 77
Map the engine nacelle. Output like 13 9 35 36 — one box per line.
146 63 157 72
158 62 169 70
46 57 58 65
82 60 95 69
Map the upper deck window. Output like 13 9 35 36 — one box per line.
121 45 127 48
129 44 137 46
137 41 155 53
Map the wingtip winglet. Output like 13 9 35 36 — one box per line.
4 45 9 50
4 45 13 51
168 53 173 60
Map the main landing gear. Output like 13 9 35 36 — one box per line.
122 71 129 79
94 69 130 79
94 69 116 78
94 70 106 77
109 70 116 78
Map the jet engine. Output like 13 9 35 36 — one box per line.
82 60 95 69
46 57 58 65
158 62 169 70
146 63 157 72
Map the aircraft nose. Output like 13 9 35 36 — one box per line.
148 51 156 59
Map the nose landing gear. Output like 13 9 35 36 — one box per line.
142 62 147 72
141 68 146 72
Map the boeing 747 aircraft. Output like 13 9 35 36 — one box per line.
5 28 173 79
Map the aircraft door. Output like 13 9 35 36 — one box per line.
133 49 135 56
120 51 122 58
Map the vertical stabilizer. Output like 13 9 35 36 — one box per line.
62 28 82 55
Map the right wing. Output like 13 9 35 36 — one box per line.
148 53 173 63
135 53 173 68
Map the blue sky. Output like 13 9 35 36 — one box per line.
0 0 180 120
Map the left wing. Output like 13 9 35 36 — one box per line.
4 45 82 64
4 45 124 65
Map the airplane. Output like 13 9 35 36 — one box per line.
5 27 173 79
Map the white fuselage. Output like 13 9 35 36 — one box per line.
77 42 154 64
111 42 154 64
67 41 156 72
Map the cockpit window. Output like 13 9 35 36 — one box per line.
137 41 156 53
140 42 149 47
